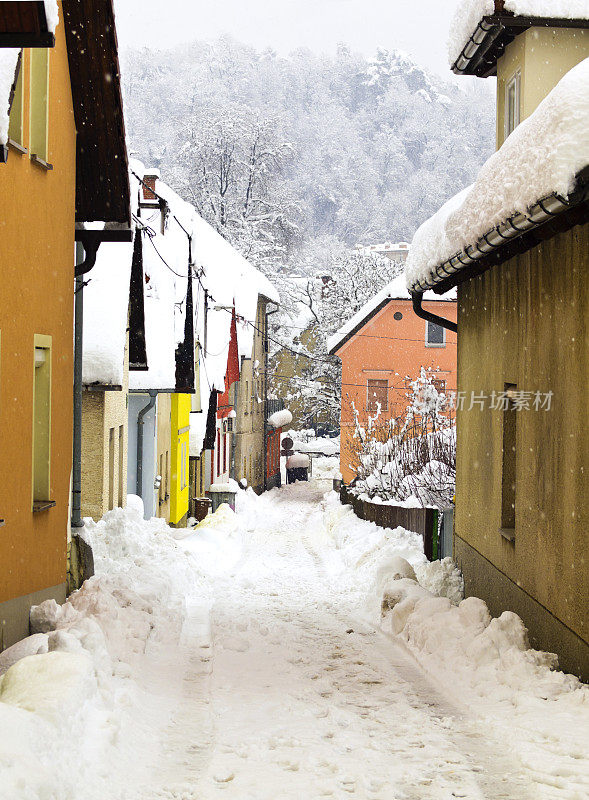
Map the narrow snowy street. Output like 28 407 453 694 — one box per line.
127 481 584 800
2 477 588 800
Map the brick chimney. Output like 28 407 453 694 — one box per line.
142 169 160 201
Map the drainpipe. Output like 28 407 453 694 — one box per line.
264 302 279 491
230 381 238 482
411 292 457 334
71 240 95 529
136 391 157 498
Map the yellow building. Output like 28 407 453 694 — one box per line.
407 3 589 679
170 394 191 525
0 1 130 649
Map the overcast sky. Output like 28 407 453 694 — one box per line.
114 0 463 79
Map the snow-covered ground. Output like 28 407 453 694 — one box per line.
1 481 588 799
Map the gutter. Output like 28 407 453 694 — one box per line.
409 175 589 295
136 391 157 498
411 293 457 334
452 14 589 77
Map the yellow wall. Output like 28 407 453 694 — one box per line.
0 5 77 631
170 393 190 525
156 393 171 522
497 28 589 147
235 299 266 492
455 223 588 654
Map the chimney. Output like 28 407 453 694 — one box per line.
142 169 161 201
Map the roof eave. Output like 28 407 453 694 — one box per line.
327 297 393 356
409 170 589 296
452 14 589 78
63 0 131 226
0 2 55 48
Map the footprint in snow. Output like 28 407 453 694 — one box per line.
213 771 235 783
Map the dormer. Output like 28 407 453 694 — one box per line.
449 1 589 147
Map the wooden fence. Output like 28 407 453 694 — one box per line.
340 484 439 561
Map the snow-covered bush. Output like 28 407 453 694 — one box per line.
348 369 456 507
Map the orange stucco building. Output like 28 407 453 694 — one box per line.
329 276 457 483
0 0 130 650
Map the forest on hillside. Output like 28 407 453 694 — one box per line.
122 38 494 270
122 38 495 423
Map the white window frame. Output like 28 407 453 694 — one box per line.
425 320 446 348
505 71 521 140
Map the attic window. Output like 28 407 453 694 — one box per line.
505 71 521 139
425 321 445 347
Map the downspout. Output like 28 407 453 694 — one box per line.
136 391 157 498
71 242 87 529
72 236 102 529
264 302 279 491
74 236 100 277
411 292 457 334
230 381 237 482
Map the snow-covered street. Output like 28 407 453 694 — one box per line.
1 477 588 800
150 483 530 800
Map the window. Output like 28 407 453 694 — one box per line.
30 47 50 165
432 378 446 393
425 321 445 347
118 426 124 507
108 427 115 510
505 72 521 139
181 441 187 490
367 379 388 413
164 450 169 501
8 52 24 147
393 312 403 321
32 335 52 510
159 454 164 505
500 384 517 539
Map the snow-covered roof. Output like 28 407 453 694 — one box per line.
448 1 589 71
405 58 589 293
83 240 133 387
43 0 59 33
129 163 191 392
0 3 60 146
327 274 455 355
0 50 20 146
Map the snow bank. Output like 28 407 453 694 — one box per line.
268 408 292 428
381 571 588 708
0 505 209 799
406 58 589 291
0 633 48 677
448 1 589 66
